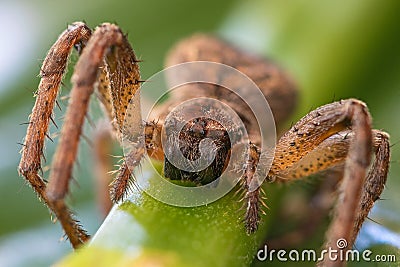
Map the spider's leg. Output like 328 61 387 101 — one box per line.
268 99 390 267
18 22 91 204
240 143 263 234
46 23 141 248
353 130 390 244
109 146 144 203
267 129 389 250
285 130 389 266
110 121 163 202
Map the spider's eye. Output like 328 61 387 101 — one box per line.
188 119 205 136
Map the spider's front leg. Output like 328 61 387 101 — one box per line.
18 23 92 246
19 22 142 249
45 23 142 248
18 23 91 205
264 99 390 267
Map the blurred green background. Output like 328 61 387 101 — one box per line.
0 0 399 266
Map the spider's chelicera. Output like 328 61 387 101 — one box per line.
19 22 390 266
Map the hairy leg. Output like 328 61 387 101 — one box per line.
109 147 144 203
265 99 389 266
352 130 390 245
239 143 267 234
18 22 91 205
110 121 164 202
44 23 141 248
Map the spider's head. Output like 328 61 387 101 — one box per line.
163 117 231 185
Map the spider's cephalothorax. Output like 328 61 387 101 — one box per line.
19 22 390 267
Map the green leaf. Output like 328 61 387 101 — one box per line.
56 174 282 267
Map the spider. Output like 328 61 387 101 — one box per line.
18 22 390 266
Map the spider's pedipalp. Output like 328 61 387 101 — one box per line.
241 143 263 234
